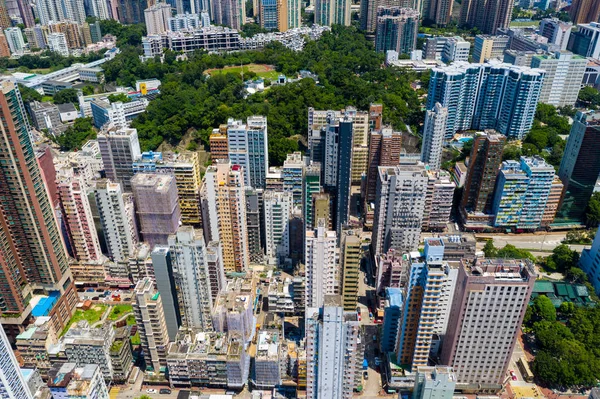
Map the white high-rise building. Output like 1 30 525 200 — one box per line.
4 27 25 54
0 328 32 399
539 18 572 50
63 0 86 23
306 295 360 399
90 0 110 19
48 32 69 57
94 179 138 262
314 0 350 26
97 126 141 192
168 12 200 30
168 226 224 331
305 224 339 309
133 277 170 372
144 2 173 35
420 103 448 171
372 161 428 256
263 190 293 265
531 50 587 107
227 116 269 189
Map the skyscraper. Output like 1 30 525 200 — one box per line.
90 0 110 18
282 151 304 207
314 0 350 26
168 226 224 331
144 2 172 34
304 162 321 230
227 116 269 189
492 157 555 229
263 190 293 265
568 22 600 60
212 0 245 29
133 277 170 372
259 0 277 29
340 230 361 311
94 180 138 262
420 103 447 171
305 224 339 309
97 126 141 192
150 246 181 341
460 132 505 223
0 80 76 334
306 295 361 399
422 0 452 25
201 161 250 272
56 167 102 262
4 27 24 54
277 0 301 31
426 62 545 140
530 51 587 107
569 0 600 25
375 7 419 54
459 0 514 34
372 161 429 256
131 173 181 247
366 127 402 206
0 327 32 399
539 18 572 51
556 112 600 225
245 188 264 263
170 151 203 226
422 170 455 231
440 258 535 384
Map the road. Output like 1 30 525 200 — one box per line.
476 232 590 253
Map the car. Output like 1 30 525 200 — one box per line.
91 296 99 301
356 307 361 314
363 371 369 380
509 370 517 381
357 314 362 321
124 297 132 301
374 357 380 366
146 389 157 394
159 389 171 394
369 312 373 320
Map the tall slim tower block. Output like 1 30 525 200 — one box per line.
201 161 250 272
227 116 268 189
0 327 32 398
372 162 428 256
459 0 514 33
306 295 361 399
441 258 535 384
340 231 361 311
263 190 293 265
133 277 170 373
420 103 448 171
97 126 141 192
0 80 76 335
305 224 339 309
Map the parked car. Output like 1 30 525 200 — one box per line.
146 389 157 394
363 371 369 380
159 389 171 394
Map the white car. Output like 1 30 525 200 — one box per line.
146 389 157 394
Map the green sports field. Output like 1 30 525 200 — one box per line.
205 64 281 81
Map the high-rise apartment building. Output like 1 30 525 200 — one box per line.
422 170 455 231
426 61 545 140
556 112 600 225
305 225 339 309
150 247 181 341
259 0 278 29
97 126 141 192
0 33 10 57
304 162 321 230
168 226 224 331
47 32 69 56
420 103 447 171
459 0 513 34
0 327 33 399
263 190 292 265
344 107 369 185
531 51 587 107
201 161 250 272
306 295 361 399
539 18 571 51
227 116 268 189
282 151 304 207
492 157 555 229
171 151 203 226
441 258 536 384
168 12 200 30
314 0 350 26
277 0 301 31
94 179 138 262
568 22 600 60
472 35 510 62
340 231 361 311
460 132 506 224
133 277 170 372
131 173 181 247
209 128 229 162
145 2 172 35
212 0 245 29
569 0 600 25
366 127 402 205
375 7 419 54
56 167 102 262
372 162 428 256
0 81 76 336
541 176 563 228
245 188 264 263
4 27 24 54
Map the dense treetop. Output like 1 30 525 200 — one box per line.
101 26 425 164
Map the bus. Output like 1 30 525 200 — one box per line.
517 357 534 383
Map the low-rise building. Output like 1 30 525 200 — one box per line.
267 278 295 314
63 322 115 381
109 328 133 384
254 315 284 388
47 363 109 399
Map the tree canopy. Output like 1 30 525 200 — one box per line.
586 192 600 228
52 117 96 151
101 26 424 165
53 88 79 105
